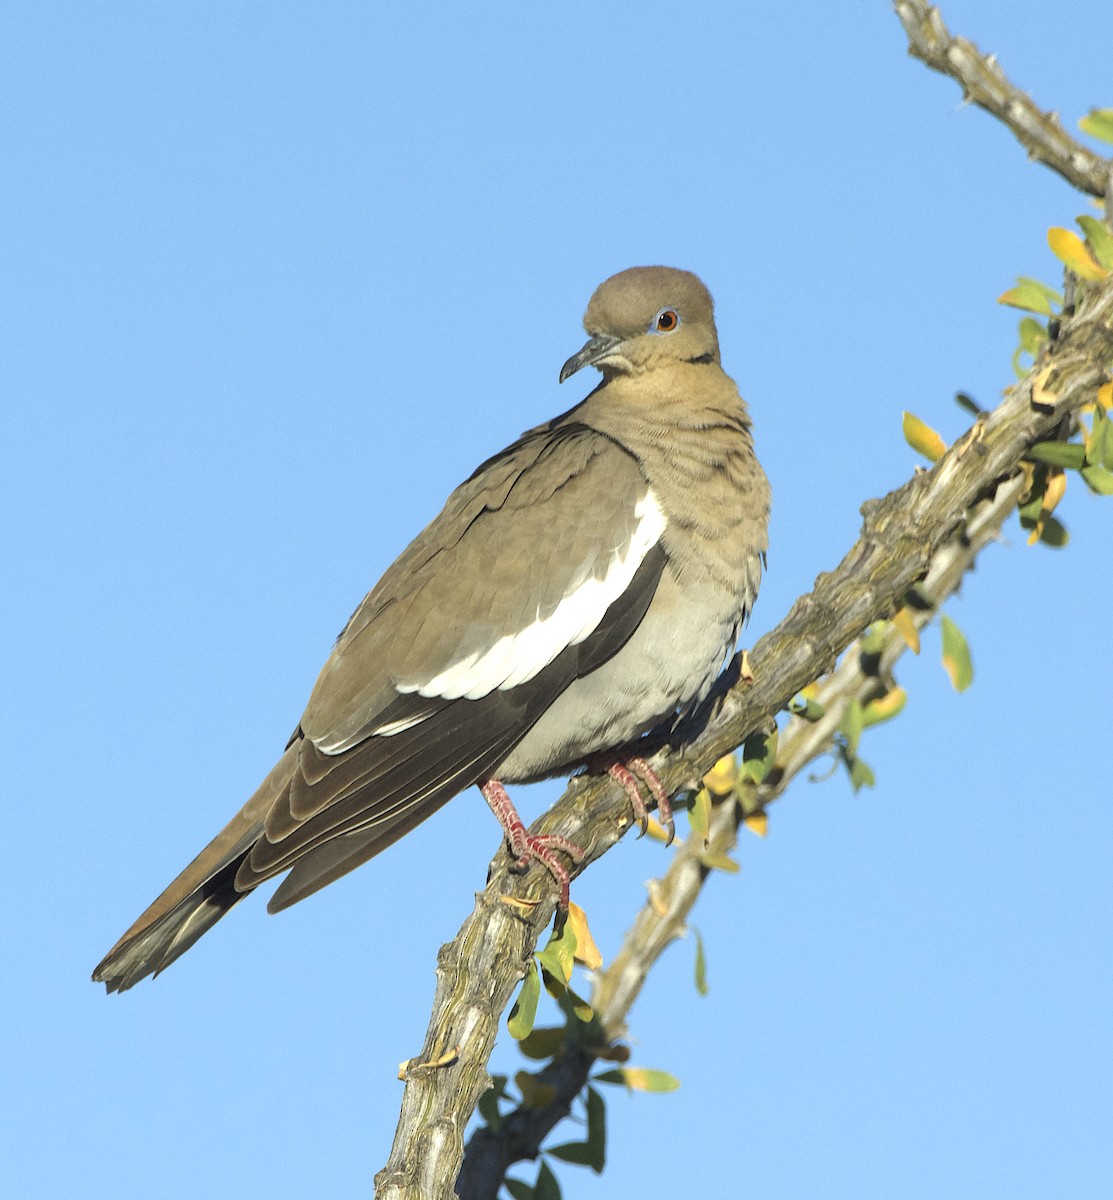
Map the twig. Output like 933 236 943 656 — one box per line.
894 0 1112 198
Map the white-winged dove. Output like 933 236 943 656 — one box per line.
93 266 770 992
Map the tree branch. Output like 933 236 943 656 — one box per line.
894 0 1112 200
373 257 1113 1196
457 467 1027 1197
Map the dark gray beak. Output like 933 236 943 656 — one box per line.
559 332 623 384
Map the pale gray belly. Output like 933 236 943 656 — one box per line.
495 565 752 782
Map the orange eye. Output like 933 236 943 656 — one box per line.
655 308 679 332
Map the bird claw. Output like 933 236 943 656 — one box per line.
482 779 584 909
607 758 673 844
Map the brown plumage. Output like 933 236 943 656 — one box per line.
92 266 770 992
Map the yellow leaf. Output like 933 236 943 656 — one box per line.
702 754 739 796
862 686 908 725
1098 383 1113 411
699 851 740 873
1047 227 1110 281
644 815 671 843
892 606 921 654
566 902 603 969
940 614 974 692
743 811 768 837
1042 469 1067 515
902 411 947 463
597 1067 681 1093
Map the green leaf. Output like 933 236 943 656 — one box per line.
998 277 1061 315
537 925 576 987
547 1129 605 1174
535 1160 562 1200
788 694 825 721
477 1084 503 1131
518 1026 565 1061
594 1067 680 1093
585 1086 606 1172
508 960 541 1040
1038 515 1069 547
1017 317 1047 355
1079 107 1113 144
1025 441 1086 469
740 727 777 783
505 1178 535 1200
1077 215 1113 270
1088 409 1113 469
847 753 875 792
687 785 711 842
839 697 864 756
940 614 973 692
954 392 982 416
693 927 709 996
1081 464 1113 495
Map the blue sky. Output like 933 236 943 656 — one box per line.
4 3 1111 1197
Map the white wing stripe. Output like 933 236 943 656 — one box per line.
398 490 667 701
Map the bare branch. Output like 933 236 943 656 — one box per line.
894 0 1112 198
374 261 1113 1197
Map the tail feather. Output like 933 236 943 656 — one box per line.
91 746 298 993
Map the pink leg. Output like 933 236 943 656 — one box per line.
607 757 674 846
480 779 585 908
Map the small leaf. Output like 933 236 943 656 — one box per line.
861 686 907 727
954 391 982 416
535 1159 562 1200
1025 441 1086 469
1081 464 1113 495
537 926 575 987
892 606 921 654
998 277 1061 315
566 902 602 969
518 1026 565 1061
847 754 875 792
585 1086 606 1171
505 1178 535 1200
840 697 865 755
744 811 769 837
1048 227 1109 281
940 615 973 692
548 1141 602 1170
788 694 825 721
1077 215 1113 270
702 754 739 796
1017 317 1047 355
1087 409 1113 469
1079 107 1113 144
687 786 711 842
643 815 671 842
1097 383 1113 411
740 727 777 784
902 411 947 462
693 927 709 996
699 851 740 874
477 1085 504 1131
508 960 541 1040
1038 515 1069 547
595 1067 680 1093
